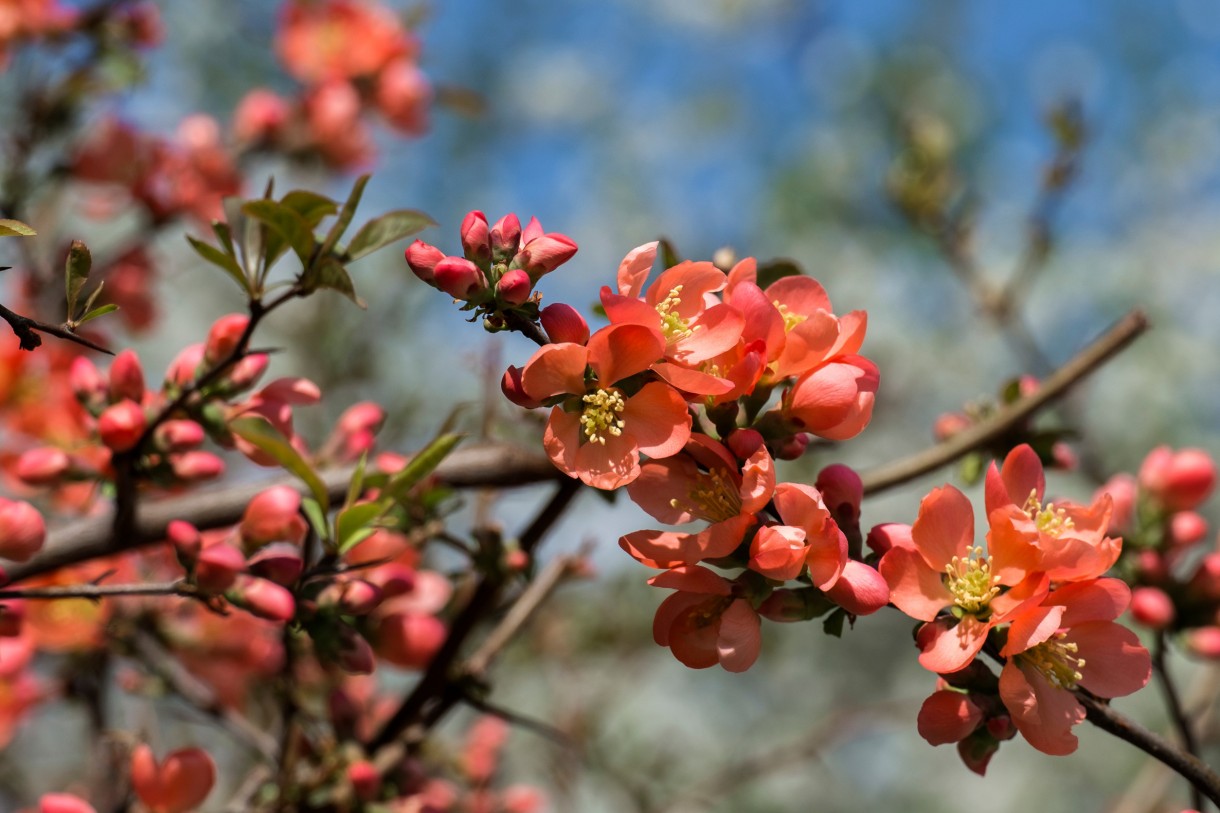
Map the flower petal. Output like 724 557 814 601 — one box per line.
587 323 665 386
622 382 691 459
520 343 588 400
616 241 658 298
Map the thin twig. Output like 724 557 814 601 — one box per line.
859 308 1148 495
1153 632 1206 812
0 300 113 354
0 581 192 600
1080 692 1220 806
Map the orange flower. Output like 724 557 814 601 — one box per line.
649 565 761 672
520 323 690 489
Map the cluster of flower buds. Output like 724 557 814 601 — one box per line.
37 743 214 813
1096 447 1220 652
230 0 431 170
406 210 578 313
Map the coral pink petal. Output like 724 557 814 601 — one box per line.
601 288 662 330
771 483 828 531
717 599 762 672
587 323 664 385
675 304 744 363
766 275 831 317
806 527 847 590
825 560 890 616
917 690 983 745
879 546 952 622
917 616 989 673
648 565 732 594
750 525 810 581
1072 621 1151 698
700 515 754 559
1003 444 1046 508
542 408 583 480
652 362 733 395
739 445 776 515
648 261 726 315
668 605 722 669
572 431 641 490
616 241 658 298
1048 578 1131 626
730 282 786 358
911 485 975 572
986 510 1043 583
626 457 702 524
827 310 867 357
520 343 588 400
773 310 840 378
622 382 691 459
1001 605 1065 657
160 749 216 812
725 257 757 297
652 591 702 647
259 377 321 404
999 662 1084 756
620 529 707 569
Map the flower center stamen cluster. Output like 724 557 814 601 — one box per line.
669 468 742 522
1019 631 1085 689
774 301 807 333
656 285 698 341
944 546 1000 613
1023 489 1074 537
580 389 626 445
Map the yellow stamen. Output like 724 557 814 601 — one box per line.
1018 631 1085 689
1023 489 1074 537
580 389 626 445
656 285 701 342
668 468 743 523
774 301 807 332
944 546 1001 613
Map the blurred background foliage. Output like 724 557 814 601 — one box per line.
56 0 1220 810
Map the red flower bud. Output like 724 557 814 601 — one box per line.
228 576 296 622
866 522 913 557
98 400 147 452
168 520 202 563
433 256 488 300
164 343 205 388
195 543 246 593
501 365 542 409
233 88 290 143
239 486 307 550
816 464 863 522
320 579 384 615
70 356 107 408
226 352 269 392
1187 627 1220 659
1130 586 1175 630
374 611 445 669
39 794 98 813
517 231 578 279
347 759 381 801
933 412 970 440
247 542 304 586
335 625 376 675
0 499 45 562
1140 446 1217 512
495 268 532 305
169 451 224 482
538 303 589 345
772 432 810 461
1171 511 1208 547
405 240 445 284
460 210 492 265
16 447 71 486
130 744 216 813
490 213 521 261
156 420 205 452
205 313 249 365
108 349 146 403
365 564 416 598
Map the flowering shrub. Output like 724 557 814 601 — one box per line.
0 2 1214 812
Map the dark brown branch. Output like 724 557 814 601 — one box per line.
859 308 1149 496
0 301 113 354
1153 632 1206 812
8 442 561 583
0 581 191 600
1080 693 1220 806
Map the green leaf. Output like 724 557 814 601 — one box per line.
281 190 338 229
187 235 251 294
345 451 369 510
230 416 330 513
0 219 36 237
300 496 331 545
345 209 435 261
336 501 387 554
76 303 119 325
380 433 464 506
320 174 369 257
64 240 92 318
300 255 365 307
242 199 315 267
756 258 805 289
212 220 237 257
657 237 683 269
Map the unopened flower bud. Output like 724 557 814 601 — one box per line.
374 611 445 669
156 420 205 452
501 365 542 409
171 451 225 482
108 349 146 403
233 88 290 143
195 543 246 593
366 564 416 598
98 400 146 452
1094 473 1137 535
460 210 492 266
70 357 107 409
490 213 521 262
164 343 205 388
405 240 445 284
539 303 589 345
205 314 249 365
39 793 99 813
725 429 765 461
239 486 306 550
1140 446 1217 512
347 759 380 801
247 542 304 586
816 464 864 522
1136 549 1170 582
226 353 269 392
1186 627 1220 659
168 520 202 564
1130 587 1176 630
0 499 45 562
433 256 487 300
228 576 295 622
0 603 22 637
773 432 810 461
320 579 384 615
1171 511 1208 547
867 522 913 557
517 232 578 279
16 448 71 486
335 625 376 675
495 268 532 305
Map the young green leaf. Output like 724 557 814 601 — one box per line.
230 416 330 513
0 219 36 237
76 303 120 325
336 501 387 554
187 235 251 295
300 255 365 307
319 174 369 257
64 240 92 319
300 496 331 546
280 190 339 229
345 210 436 261
242 199 315 267
380 433 464 506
